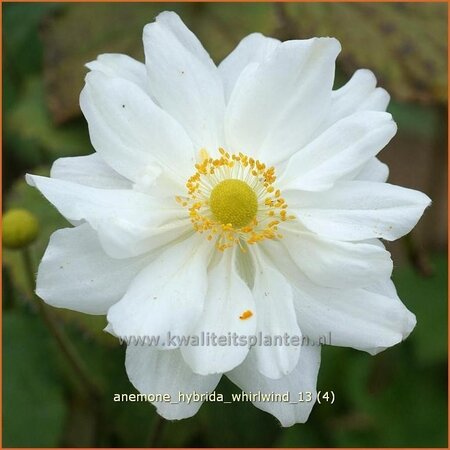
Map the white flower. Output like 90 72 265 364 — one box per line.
27 11 431 426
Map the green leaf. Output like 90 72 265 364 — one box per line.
5 77 91 161
3 3 62 78
3 310 67 447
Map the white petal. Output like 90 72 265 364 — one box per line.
225 38 340 165
107 234 212 344
312 73 390 188
86 53 149 93
353 157 389 182
126 346 220 420
143 11 225 151
51 153 131 189
367 277 398 297
286 181 431 241
293 280 416 355
327 69 390 125
218 33 280 102
251 248 301 379
279 111 397 192
26 174 190 258
182 249 256 375
227 345 321 427
359 87 390 112
281 227 393 288
262 241 415 354
80 71 195 185
98 217 191 260
36 224 151 314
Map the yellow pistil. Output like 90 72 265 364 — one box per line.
176 148 294 251
210 179 258 228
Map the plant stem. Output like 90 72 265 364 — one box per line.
21 247 102 401
147 415 167 447
403 233 433 277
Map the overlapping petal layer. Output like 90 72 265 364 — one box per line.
227 345 321 427
27 11 430 426
126 346 221 420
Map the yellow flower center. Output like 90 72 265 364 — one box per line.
209 179 258 228
176 148 295 251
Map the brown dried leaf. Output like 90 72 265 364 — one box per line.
284 3 447 105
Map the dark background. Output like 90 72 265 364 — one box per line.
2 2 448 447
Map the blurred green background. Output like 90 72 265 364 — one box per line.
2 2 448 448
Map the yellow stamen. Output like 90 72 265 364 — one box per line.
176 149 293 251
239 310 253 320
199 148 209 162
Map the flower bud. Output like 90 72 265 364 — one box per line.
3 209 39 249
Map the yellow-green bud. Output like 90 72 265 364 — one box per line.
3 209 39 249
